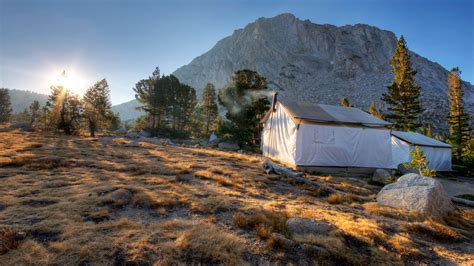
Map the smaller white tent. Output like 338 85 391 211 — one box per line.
391 131 452 171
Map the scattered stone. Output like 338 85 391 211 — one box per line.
124 140 140 147
98 136 114 144
218 142 240 151
125 132 139 139
10 122 34 132
161 138 174 146
140 137 161 145
110 189 132 206
15 232 26 240
372 169 392 185
376 173 455 220
139 130 151 138
114 128 128 135
286 217 336 237
270 233 295 249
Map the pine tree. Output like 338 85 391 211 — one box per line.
200 83 219 136
218 69 270 144
0 88 12 123
45 72 83 135
83 79 113 137
447 67 471 162
340 97 352 107
382 36 424 131
29 100 40 125
134 67 166 134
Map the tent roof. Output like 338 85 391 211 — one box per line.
268 97 391 127
392 131 451 148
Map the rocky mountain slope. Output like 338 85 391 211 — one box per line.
111 100 144 122
173 13 473 131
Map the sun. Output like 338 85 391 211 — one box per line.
47 70 86 96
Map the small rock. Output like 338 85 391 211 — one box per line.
125 132 139 139
139 130 151 138
110 188 132 206
114 128 128 135
161 138 174 145
377 173 455 220
286 217 336 237
124 140 140 147
98 137 114 144
372 169 392 184
270 233 295 249
15 231 26 240
218 142 240 151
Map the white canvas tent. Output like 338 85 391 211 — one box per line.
261 96 393 170
391 131 452 171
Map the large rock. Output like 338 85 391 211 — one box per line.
376 173 455 220
218 142 240 151
372 169 392 184
286 217 336 237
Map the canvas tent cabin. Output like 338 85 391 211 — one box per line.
391 131 452 171
261 95 393 175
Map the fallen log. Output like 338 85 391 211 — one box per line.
451 197 474 207
262 160 354 197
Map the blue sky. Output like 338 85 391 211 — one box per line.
1 0 473 104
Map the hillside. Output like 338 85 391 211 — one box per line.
7 89 48 113
0 127 473 264
111 100 144 122
172 13 474 131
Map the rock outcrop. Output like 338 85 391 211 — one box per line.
376 173 455 220
173 13 474 132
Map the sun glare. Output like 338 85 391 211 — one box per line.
47 70 86 96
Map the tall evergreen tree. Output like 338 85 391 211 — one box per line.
218 69 270 144
45 71 83 134
382 36 424 131
200 83 219 136
134 67 166 133
0 88 12 123
29 100 40 125
83 79 113 137
447 67 471 162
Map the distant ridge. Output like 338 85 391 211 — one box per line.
7 89 48 113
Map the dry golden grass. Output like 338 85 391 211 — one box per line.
0 127 472 264
326 193 361 204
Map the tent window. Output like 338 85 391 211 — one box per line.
314 127 335 144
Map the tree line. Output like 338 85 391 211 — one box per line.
0 71 120 137
132 67 269 144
